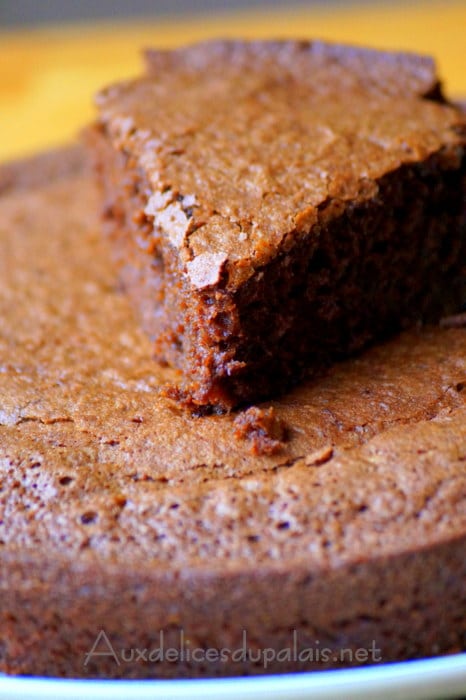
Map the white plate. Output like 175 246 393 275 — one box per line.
1 654 465 700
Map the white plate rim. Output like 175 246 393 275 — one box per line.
0 653 465 700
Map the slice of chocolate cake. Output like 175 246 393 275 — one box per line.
90 40 466 409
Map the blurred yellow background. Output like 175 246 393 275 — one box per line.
1 0 465 162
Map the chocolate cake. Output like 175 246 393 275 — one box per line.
91 39 466 409
0 147 465 678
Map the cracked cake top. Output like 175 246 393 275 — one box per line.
95 39 465 288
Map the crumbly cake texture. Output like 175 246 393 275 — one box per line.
0 147 465 679
91 39 466 409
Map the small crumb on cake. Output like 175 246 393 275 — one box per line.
233 406 288 455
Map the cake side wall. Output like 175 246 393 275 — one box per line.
1 537 464 678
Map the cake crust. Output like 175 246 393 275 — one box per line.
92 39 466 408
0 147 465 678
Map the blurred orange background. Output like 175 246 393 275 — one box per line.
1 0 465 161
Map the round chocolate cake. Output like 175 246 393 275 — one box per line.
0 146 465 678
